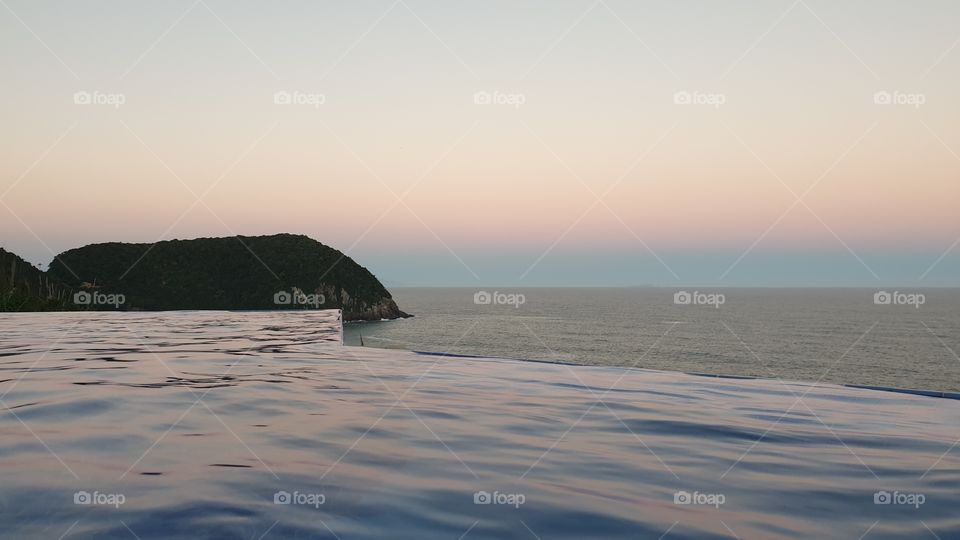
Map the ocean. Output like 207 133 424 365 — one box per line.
345 288 960 393
1 311 958 539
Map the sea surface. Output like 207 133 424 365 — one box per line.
345 288 960 393
1 311 959 539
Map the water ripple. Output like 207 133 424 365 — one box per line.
0 311 958 539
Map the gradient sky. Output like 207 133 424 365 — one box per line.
1 0 958 286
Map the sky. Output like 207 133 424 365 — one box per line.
1 0 958 286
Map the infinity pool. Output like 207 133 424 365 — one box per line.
1 311 957 539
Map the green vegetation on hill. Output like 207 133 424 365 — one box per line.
5 234 408 321
0 248 72 311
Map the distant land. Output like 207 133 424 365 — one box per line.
1 234 410 321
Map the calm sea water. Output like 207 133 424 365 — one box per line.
1 311 958 539
345 288 960 393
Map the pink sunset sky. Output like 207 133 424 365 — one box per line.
1 0 958 285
